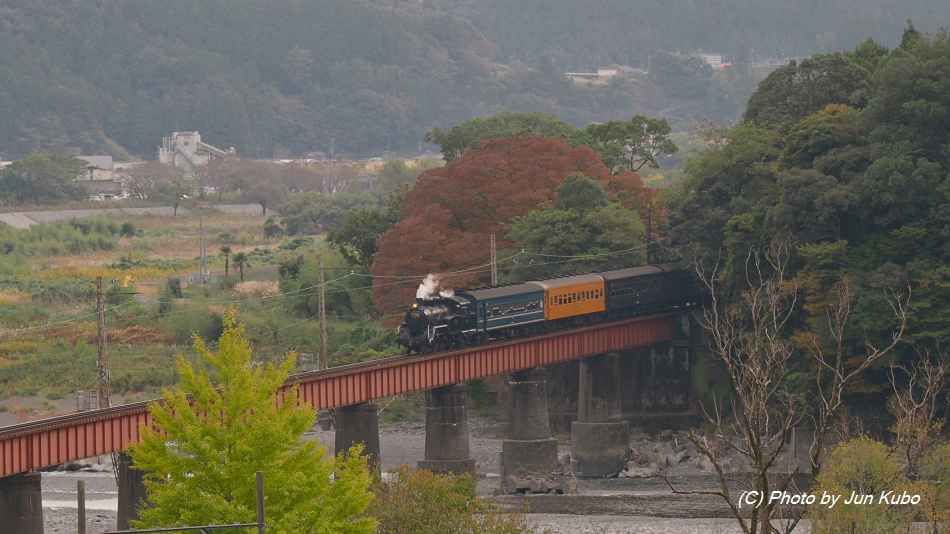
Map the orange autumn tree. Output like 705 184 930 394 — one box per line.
371 135 662 319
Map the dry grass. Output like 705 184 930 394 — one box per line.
29 211 272 283
0 288 33 305
232 281 280 300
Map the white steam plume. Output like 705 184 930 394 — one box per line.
416 273 440 299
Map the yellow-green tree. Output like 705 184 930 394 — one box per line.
810 436 915 534
128 310 376 534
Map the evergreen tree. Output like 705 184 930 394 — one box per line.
128 310 376 534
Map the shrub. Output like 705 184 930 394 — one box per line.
0 277 94 305
120 221 137 237
810 436 915 534
106 284 135 306
278 236 316 251
163 309 225 345
369 465 536 534
217 275 239 292
919 444 950 530
263 216 282 238
166 278 183 298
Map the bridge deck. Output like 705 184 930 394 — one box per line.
0 313 678 477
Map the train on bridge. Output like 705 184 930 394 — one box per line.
397 262 703 354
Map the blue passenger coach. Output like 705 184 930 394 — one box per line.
457 282 545 336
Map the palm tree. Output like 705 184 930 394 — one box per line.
232 252 250 282
219 245 232 276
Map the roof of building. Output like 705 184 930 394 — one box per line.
78 156 114 170
617 65 648 75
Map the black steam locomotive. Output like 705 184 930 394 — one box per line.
397 262 703 354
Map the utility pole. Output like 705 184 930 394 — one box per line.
96 276 111 409
198 202 211 283
330 138 335 161
645 203 653 264
199 209 206 283
490 234 498 286
317 253 327 368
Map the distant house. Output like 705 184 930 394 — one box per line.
78 155 124 199
79 155 114 180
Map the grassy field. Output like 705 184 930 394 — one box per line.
0 208 397 403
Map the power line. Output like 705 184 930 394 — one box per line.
0 244 649 338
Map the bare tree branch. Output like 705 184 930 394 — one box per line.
887 345 949 476
801 278 910 478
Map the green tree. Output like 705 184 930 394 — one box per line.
581 115 678 174
649 51 711 99
278 251 375 318
743 52 871 129
128 310 377 533
376 158 441 191
232 252 250 281
277 191 383 236
506 174 645 277
424 110 577 163
846 38 890 73
149 179 194 217
219 245 232 276
326 187 406 271
2 153 89 204
228 162 288 215
663 122 784 281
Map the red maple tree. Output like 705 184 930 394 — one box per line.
371 135 662 319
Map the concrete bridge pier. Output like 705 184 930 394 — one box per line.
418 384 476 474
570 352 630 476
335 402 381 472
117 451 148 530
0 471 44 534
500 368 559 477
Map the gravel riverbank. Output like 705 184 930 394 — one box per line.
40 419 806 533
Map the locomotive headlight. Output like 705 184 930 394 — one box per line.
412 303 418 308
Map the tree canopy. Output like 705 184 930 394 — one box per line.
424 111 578 163
326 188 407 271
663 26 950 392
0 153 88 204
742 52 872 128
371 135 658 317
507 173 646 277
127 310 376 533
580 115 678 174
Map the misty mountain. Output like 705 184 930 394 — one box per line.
1 0 946 160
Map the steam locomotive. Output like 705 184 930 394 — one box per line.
397 262 703 354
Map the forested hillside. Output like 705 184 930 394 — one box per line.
436 0 950 69
2 0 948 161
0 0 667 160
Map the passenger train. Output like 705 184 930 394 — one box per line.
397 262 703 354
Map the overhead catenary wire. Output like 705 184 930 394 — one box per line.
0 243 649 338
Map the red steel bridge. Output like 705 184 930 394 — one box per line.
0 313 678 478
